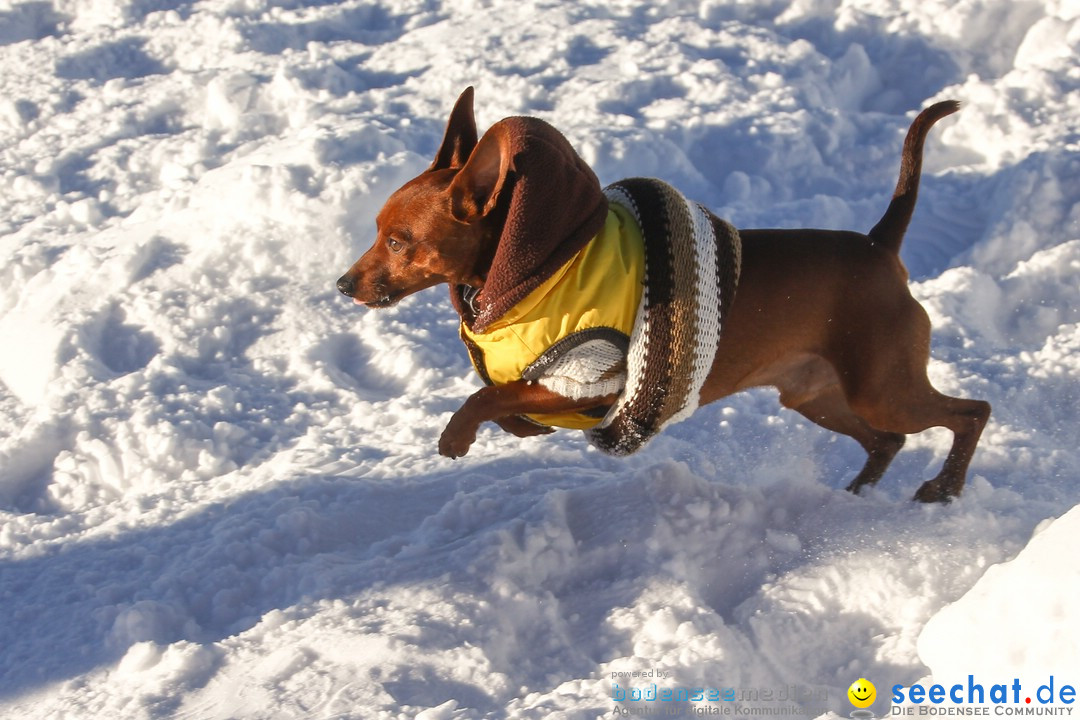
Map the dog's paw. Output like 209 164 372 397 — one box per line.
913 477 961 503
438 423 475 459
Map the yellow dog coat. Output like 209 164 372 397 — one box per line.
460 204 645 429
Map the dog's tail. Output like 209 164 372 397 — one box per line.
868 100 960 254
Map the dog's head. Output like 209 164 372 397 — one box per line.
336 87 512 308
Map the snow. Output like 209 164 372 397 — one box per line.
919 505 1080 680
0 0 1077 717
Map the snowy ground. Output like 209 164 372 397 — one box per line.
1 0 1078 717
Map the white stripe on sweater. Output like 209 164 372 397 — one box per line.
667 197 719 425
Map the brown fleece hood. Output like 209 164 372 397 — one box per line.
452 116 608 333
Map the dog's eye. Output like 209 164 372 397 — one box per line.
387 237 404 254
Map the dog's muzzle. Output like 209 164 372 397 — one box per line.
336 275 355 297
337 274 394 307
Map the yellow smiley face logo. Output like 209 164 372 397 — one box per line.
848 678 877 708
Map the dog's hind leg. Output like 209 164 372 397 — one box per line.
851 387 990 502
907 393 991 502
783 385 907 494
838 309 991 502
776 371 906 493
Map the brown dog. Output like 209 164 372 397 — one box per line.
337 88 990 502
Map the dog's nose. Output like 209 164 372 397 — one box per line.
336 275 354 297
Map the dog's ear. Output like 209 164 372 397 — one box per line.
428 87 478 172
448 123 511 221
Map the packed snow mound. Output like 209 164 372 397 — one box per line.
1 0 1078 717
919 505 1080 681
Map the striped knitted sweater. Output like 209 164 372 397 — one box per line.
586 178 741 455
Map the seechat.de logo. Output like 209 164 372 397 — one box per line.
850 678 879 718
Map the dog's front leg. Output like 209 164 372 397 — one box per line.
494 415 556 439
439 380 617 458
